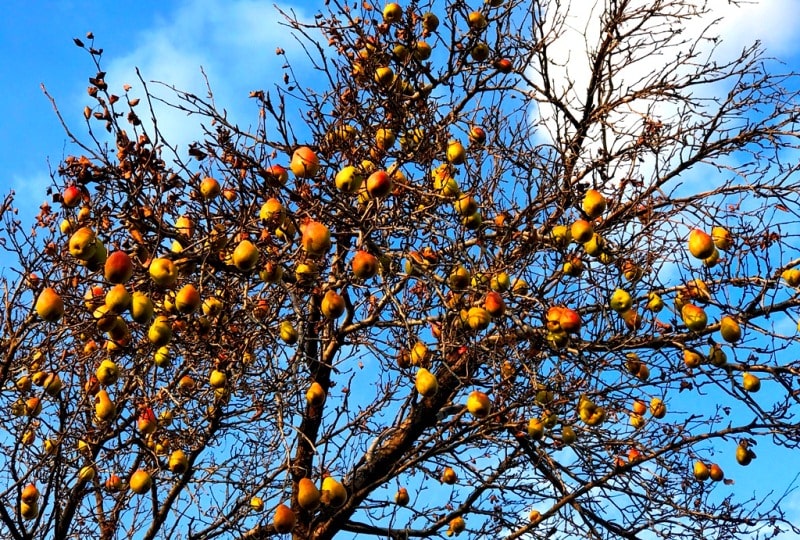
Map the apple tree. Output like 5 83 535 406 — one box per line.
3 0 800 539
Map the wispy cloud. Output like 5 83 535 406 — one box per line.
86 0 316 155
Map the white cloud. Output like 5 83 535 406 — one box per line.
95 0 316 156
528 0 798 177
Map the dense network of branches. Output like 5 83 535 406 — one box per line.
3 0 800 539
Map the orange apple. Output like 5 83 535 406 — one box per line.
105 474 123 492
688 229 715 259
467 10 487 30
395 487 410 506
352 250 379 279
441 467 457 484
742 372 761 392
199 177 221 199
681 303 707 331
175 284 201 314
273 503 296 533
484 291 505 317
35 287 64 322
297 478 321 510
306 381 326 406
290 146 319 178
558 307 581 333
265 164 289 185
301 220 331 256
582 189 606 219
104 251 134 284
129 469 152 494
138 407 157 434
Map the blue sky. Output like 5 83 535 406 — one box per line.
2 0 800 536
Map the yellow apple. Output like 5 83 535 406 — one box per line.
466 390 492 418
719 315 741 342
582 189 606 219
321 476 348 507
149 257 177 288
382 2 402 23
68 227 97 260
232 239 260 271
321 289 346 318
148 316 172 346
279 321 299 344
105 284 131 313
415 368 438 397
693 461 710 481
711 226 732 250
454 194 478 217
130 292 154 323
466 306 491 331
95 389 116 422
334 165 364 193
259 198 285 225
129 469 152 494
649 397 666 419
168 449 189 474
96 359 120 386
609 288 632 312
471 42 490 61
249 496 264 512
446 140 466 165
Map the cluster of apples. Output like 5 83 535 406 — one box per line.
249 475 348 533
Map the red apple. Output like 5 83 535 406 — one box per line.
104 250 134 284
366 170 393 198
